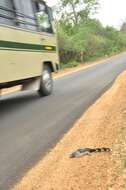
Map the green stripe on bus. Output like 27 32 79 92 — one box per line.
0 40 56 51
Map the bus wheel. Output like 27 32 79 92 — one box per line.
38 65 53 97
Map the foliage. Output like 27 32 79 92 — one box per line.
56 0 126 67
58 0 99 25
60 61 80 69
58 19 126 65
120 21 126 34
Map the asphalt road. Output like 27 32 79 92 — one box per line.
0 53 126 190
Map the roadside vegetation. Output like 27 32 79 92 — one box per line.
55 0 126 68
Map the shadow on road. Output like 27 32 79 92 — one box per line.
0 92 41 114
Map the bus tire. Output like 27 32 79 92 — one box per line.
38 65 53 97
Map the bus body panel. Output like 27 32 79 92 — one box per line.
0 25 59 84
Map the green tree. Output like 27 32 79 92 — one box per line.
55 1 126 66
120 21 126 34
59 0 99 25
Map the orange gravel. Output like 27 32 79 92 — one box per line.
13 70 126 190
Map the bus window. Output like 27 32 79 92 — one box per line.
0 0 37 31
13 0 37 31
33 1 53 33
0 0 15 26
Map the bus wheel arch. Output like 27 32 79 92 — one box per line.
43 61 55 73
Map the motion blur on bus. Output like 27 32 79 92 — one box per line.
0 0 60 97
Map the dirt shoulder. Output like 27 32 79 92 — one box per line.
13 70 126 190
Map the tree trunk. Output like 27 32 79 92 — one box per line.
70 1 78 25
80 51 84 63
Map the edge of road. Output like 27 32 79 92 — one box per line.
12 62 126 190
1 52 126 96
53 51 126 79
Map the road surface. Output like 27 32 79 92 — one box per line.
0 53 126 190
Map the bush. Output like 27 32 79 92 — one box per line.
61 61 80 69
58 19 126 67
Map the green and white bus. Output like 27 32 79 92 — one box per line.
0 0 60 96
